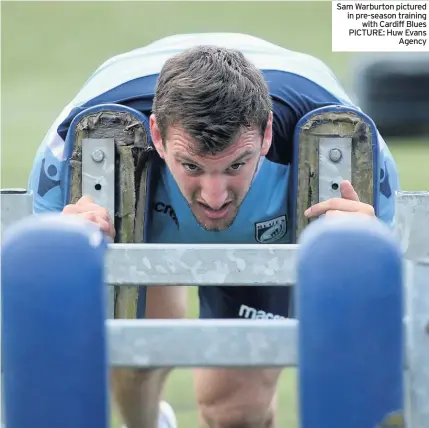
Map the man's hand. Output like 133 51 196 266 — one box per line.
304 180 375 218
61 195 116 239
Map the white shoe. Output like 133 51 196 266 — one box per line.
158 400 177 428
122 400 177 428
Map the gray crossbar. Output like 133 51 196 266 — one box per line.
107 318 409 369
107 319 298 367
106 243 298 286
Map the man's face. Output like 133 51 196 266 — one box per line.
150 114 273 231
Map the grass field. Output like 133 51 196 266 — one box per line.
2 2 428 428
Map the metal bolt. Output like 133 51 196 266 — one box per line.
91 149 105 163
329 148 342 163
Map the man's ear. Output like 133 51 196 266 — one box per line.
261 111 273 156
150 114 165 159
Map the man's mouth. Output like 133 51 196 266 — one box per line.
198 202 231 219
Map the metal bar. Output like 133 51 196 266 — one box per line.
1 189 33 241
81 138 115 222
405 258 429 428
105 243 298 286
106 317 411 369
395 191 429 262
396 191 429 428
81 139 116 319
107 318 298 368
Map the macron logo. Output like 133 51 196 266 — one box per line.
238 304 285 320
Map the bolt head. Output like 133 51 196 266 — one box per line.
91 149 105 163
329 148 342 163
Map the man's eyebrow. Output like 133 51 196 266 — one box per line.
174 149 255 165
174 153 200 164
230 150 255 163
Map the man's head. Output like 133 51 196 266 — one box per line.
150 45 273 231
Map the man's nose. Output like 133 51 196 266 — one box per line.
200 175 229 210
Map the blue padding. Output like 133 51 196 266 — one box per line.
290 105 381 242
296 215 404 428
62 103 151 207
2 214 110 428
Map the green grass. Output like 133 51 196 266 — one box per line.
2 2 428 427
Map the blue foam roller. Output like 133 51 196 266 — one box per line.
296 216 404 428
2 214 109 428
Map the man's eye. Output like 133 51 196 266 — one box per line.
183 163 200 172
229 163 245 171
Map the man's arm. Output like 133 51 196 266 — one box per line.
28 141 115 237
267 74 400 224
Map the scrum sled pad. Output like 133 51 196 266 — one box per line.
290 105 380 242
63 103 155 319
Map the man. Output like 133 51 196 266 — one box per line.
28 33 400 428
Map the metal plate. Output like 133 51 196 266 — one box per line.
81 138 115 221
81 138 115 319
318 137 352 202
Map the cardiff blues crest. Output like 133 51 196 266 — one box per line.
255 215 287 244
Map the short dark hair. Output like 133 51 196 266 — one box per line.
152 45 272 155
